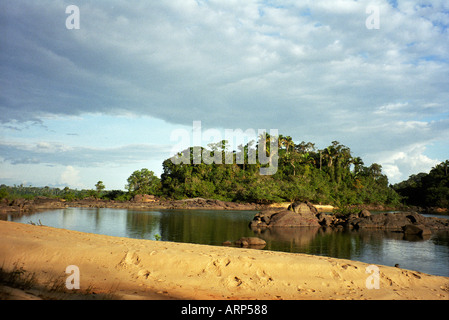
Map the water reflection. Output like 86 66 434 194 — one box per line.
125 210 161 239
157 210 256 245
253 226 449 276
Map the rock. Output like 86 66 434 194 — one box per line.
316 213 331 226
403 224 431 236
133 194 156 203
222 241 232 246
250 209 280 228
250 203 449 234
349 212 412 231
405 212 427 224
10 198 27 208
234 237 266 248
359 209 371 218
317 213 335 227
250 203 321 229
288 201 318 216
212 199 226 207
424 216 449 230
348 211 449 234
269 209 320 227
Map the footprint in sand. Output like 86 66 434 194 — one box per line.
222 276 243 288
254 269 273 286
116 251 141 270
205 258 231 276
137 269 151 279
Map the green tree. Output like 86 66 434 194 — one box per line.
126 169 161 196
0 187 9 200
95 181 105 197
159 134 401 206
393 160 449 208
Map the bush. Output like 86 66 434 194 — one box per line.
0 188 9 200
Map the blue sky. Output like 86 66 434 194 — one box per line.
1 0 449 190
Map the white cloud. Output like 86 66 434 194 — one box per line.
374 102 409 115
0 141 172 167
2 0 448 126
60 165 84 189
367 144 441 184
1 0 448 187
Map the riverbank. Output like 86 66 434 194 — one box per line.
0 197 263 216
1 220 448 300
0 196 416 217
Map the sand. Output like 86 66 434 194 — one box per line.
0 220 448 300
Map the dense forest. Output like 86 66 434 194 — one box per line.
0 183 130 202
160 136 401 206
393 160 449 209
2 135 448 209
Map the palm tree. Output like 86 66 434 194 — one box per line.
258 132 270 155
352 156 364 175
369 163 383 180
284 136 294 155
323 144 337 168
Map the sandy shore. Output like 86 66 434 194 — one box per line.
0 220 448 300
268 202 335 212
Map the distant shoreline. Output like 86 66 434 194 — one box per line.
2 196 445 217
0 197 262 216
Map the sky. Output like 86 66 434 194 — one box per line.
1 0 449 190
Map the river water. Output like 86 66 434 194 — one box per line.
6 208 449 277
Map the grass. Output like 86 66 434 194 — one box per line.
0 261 37 290
0 261 118 300
28 219 44 226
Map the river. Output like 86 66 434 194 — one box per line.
6 208 449 277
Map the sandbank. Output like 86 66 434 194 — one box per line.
0 220 448 300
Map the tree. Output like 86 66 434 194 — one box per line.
0 188 9 200
279 135 294 155
95 181 105 194
126 169 161 195
368 163 383 180
352 157 364 175
393 160 449 208
159 133 401 206
93 181 105 199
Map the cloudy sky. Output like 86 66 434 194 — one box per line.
1 0 448 190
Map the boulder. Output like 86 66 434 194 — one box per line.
423 216 449 230
403 224 431 236
316 213 335 227
288 201 318 216
250 202 321 229
349 212 414 231
272 209 320 227
359 209 371 218
348 211 449 235
234 237 266 248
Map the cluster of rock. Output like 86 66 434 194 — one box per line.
343 210 449 235
0 197 67 214
132 194 156 202
1 196 262 215
162 198 259 210
249 201 449 237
